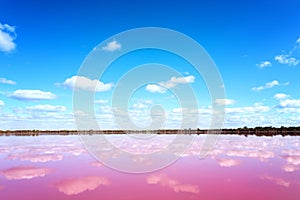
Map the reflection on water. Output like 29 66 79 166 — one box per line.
0 135 299 199
2 166 51 180
54 176 110 195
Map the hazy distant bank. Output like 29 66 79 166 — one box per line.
1 126 300 136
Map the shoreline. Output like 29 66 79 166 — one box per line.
1 127 300 136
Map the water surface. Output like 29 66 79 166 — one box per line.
0 135 299 200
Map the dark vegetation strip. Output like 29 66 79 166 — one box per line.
1 126 300 136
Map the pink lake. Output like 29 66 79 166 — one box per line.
0 135 299 200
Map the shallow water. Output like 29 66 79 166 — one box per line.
0 135 299 200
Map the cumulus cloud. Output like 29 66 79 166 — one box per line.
54 176 109 195
102 40 121 52
146 75 195 93
147 173 199 194
274 93 289 100
0 100 4 106
0 22 17 52
162 76 195 88
273 94 300 112
58 76 113 92
26 104 67 112
257 61 272 68
278 99 300 108
145 84 166 93
1 166 51 180
10 90 56 100
0 77 16 85
252 80 288 91
215 98 235 106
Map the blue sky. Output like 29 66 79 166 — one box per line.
1 0 300 130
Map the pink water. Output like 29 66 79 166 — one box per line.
0 135 299 200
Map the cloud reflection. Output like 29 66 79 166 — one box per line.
260 175 290 188
225 150 274 161
1 166 51 180
217 158 241 167
285 156 300 166
91 161 103 168
2 136 87 164
281 149 300 172
54 176 109 195
282 164 298 172
7 153 63 163
147 173 199 194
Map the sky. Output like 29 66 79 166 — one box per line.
1 0 300 130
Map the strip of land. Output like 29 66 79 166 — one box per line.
1 127 300 136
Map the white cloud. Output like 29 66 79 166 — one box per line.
252 80 280 91
99 105 112 114
274 93 289 100
274 38 300 66
11 90 56 100
215 98 235 106
145 84 166 93
94 99 109 104
172 107 183 113
144 100 153 104
59 76 113 92
0 22 17 52
26 104 67 112
129 100 153 111
132 102 148 109
0 77 16 85
285 108 300 113
225 103 270 114
161 75 195 88
279 99 300 108
277 107 300 114
257 61 272 68
274 94 300 112
275 54 299 66
0 100 4 106
146 75 195 93
102 40 121 52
